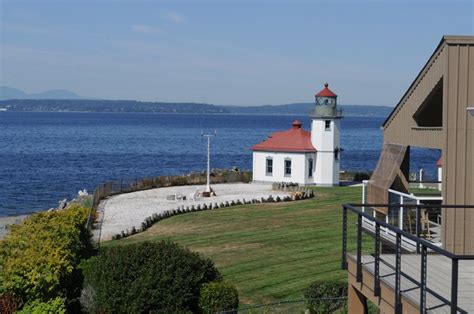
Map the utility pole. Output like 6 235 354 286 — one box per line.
202 131 216 193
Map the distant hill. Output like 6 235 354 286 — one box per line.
0 99 229 114
0 86 85 100
0 88 392 117
0 98 392 117
224 103 392 117
0 86 28 99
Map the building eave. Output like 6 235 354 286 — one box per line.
382 35 474 130
252 148 317 153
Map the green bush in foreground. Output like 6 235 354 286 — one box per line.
199 281 239 314
304 281 347 313
17 297 66 314
0 204 92 309
81 241 222 313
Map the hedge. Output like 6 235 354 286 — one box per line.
81 241 222 313
304 280 347 313
199 281 239 314
0 204 93 310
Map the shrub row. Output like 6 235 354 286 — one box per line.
199 281 239 314
304 280 347 313
112 192 314 240
0 204 93 312
80 241 227 313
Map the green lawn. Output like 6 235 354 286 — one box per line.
408 187 442 196
102 186 362 305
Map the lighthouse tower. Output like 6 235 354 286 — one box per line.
310 83 343 186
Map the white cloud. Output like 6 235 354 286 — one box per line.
165 12 185 23
130 24 165 35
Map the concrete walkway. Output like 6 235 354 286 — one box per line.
95 183 290 242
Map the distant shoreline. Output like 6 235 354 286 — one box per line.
0 110 389 118
0 99 393 117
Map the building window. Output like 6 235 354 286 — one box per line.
325 120 331 131
308 158 313 178
335 147 339 160
284 159 292 177
266 157 273 176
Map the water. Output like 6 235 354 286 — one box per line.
0 112 439 216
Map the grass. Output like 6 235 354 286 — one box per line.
102 186 362 305
408 187 442 196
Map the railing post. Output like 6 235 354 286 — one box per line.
395 233 402 314
451 258 459 314
341 205 348 270
356 214 362 282
420 246 427 314
374 223 381 297
416 205 421 254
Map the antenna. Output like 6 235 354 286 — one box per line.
202 131 216 194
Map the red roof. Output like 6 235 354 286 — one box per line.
315 83 337 97
436 157 442 167
251 120 316 153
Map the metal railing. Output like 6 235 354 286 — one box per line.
308 108 343 119
341 203 474 314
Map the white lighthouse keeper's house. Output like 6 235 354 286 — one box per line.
251 83 343 186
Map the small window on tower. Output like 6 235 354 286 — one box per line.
335 148 339 160
266 158 273 176
308 158 313 178
325 120 331 131
284 159 292 177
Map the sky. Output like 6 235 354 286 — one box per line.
0 0 473 106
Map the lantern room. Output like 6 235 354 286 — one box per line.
311 83 342 119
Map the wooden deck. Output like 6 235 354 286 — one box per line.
354 254 474 313
361 218 442 252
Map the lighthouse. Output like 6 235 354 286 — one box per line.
251 83 342 186
310 83 343 186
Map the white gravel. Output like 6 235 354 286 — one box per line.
95 183 290 242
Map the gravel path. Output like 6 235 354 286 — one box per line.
95 183 290 242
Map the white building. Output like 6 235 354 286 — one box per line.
251 83 343 186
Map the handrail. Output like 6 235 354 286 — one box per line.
349 203 474 209
341 203 474 314
344 204 474 259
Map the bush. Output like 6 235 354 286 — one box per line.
304 281 347 313
199 281 239 314
17 297 66 314
0 204 93 307
353 171 371 182
81 241 222 313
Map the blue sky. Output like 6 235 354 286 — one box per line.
1 0 473 106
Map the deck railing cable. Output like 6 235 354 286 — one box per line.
342 203 474 314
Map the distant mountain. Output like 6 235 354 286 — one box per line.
0 86 85 100
224 103 392 117
0 86 28 100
